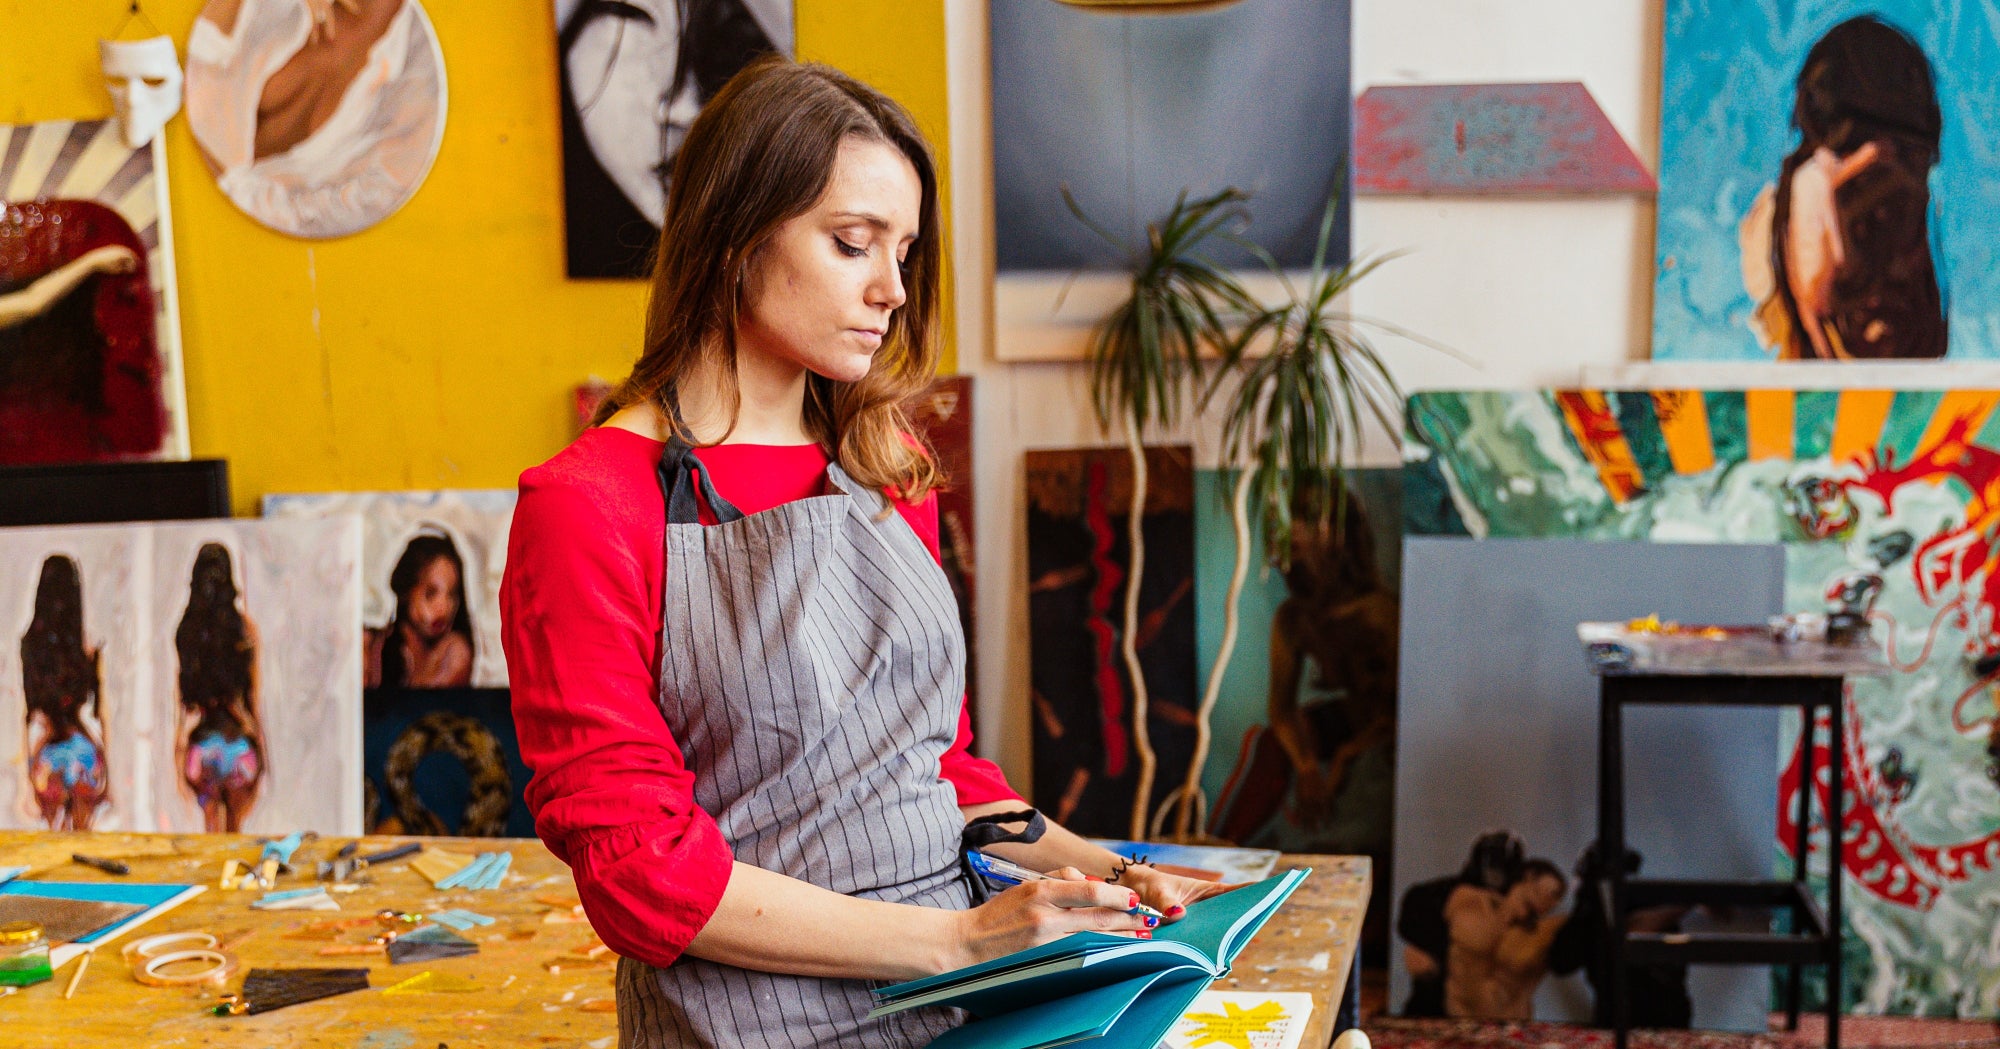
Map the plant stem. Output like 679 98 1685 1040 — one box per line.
1170 465 1254 842
1121 419 1156 843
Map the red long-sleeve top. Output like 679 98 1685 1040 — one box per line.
501 426 1018 969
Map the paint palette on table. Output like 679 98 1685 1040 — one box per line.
1577 619 1888 676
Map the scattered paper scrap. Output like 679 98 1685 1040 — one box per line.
426 909 495 931
251 887 340 912
383 971 481 994
411 848 475 887
1163 991 1315 1049
386 925 478 965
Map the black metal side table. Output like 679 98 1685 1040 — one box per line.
1579 623 1886 1049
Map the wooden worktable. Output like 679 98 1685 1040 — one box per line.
0 832 1366 1048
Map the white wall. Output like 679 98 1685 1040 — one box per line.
945 0 1663 787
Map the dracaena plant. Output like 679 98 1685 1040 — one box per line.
1155 192 1453 844
1063 185 1262 842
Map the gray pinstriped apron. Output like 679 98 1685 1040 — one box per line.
616 439 971 1048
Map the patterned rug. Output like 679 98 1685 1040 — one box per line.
1367 1017 2000 1049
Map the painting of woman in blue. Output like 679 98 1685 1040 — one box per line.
173 542 266 832
21 555 108 830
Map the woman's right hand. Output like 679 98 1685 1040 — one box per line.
948 868 1157 970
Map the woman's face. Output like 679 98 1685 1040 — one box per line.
736 138 920 385
406 555 462 642
564 0 700 224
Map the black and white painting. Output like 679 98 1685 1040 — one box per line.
556 0 793 278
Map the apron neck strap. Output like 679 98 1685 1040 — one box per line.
658 436 746 525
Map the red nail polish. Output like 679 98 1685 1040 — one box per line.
1139 930 1152 939
1166 905 1185 916
1129 894 1140 908
1085 875 1103 882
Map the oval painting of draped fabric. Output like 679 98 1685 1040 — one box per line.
185 0 448 239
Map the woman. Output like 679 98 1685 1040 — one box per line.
502 57 1231 1047
174 542 266 833
367 532 474 688
20 555 109 830
1739 14 1945 360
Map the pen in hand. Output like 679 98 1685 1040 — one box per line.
968 852 1166 922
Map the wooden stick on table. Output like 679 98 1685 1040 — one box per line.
62 950 91 1000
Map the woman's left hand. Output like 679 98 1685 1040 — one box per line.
1116 863 1240 926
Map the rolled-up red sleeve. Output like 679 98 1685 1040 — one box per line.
502 458 732 968
891 490 1022 808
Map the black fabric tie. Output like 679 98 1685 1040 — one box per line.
958 809 1046 904
657 437 746 526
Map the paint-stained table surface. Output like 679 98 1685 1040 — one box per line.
1224 853 1371 1048
0 832 1365 1048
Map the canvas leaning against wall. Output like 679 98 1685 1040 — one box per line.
0 516 363 836
1406 388 2000 1016
554 0 793 277
0 118 188 465
1193 468 1401 957
264 490 515 689
1026 447 1197 839
908 376 977 704
1654 0 2000 362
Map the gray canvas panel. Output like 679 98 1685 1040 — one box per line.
631 461 971 1048
1392 538 1784 1029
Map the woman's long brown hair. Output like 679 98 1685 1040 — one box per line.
592 55 944 501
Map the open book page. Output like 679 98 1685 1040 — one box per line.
872 868 1311 1021
1162 990 1316 1049
1152 869 1310 969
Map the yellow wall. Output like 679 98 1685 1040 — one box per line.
0 1 951 513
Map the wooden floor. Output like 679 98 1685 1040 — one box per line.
0 831 1367 1048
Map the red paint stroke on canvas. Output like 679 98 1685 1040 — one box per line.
1084 460 1128 778
1778 701 2000 910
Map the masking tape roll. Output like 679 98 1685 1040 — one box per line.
121 931 218 963
133 948 239 987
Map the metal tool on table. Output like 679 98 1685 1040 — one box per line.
236 831 317 890
317 841 422 884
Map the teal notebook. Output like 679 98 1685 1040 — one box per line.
870 868 1310 1049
